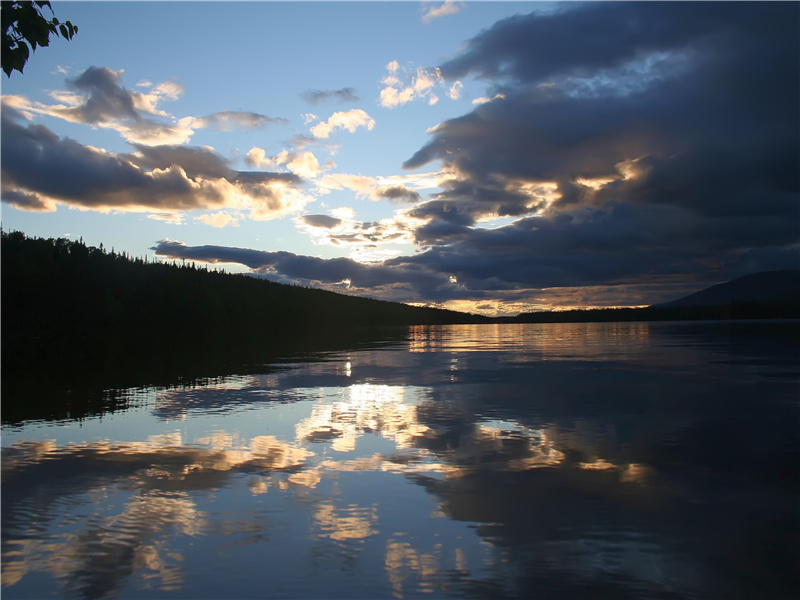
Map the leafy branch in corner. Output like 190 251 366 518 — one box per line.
2 1 77 77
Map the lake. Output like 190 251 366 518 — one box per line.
2 321 798 599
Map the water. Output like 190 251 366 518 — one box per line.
2 321 799 599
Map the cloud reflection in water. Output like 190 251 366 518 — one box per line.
3 322 797 599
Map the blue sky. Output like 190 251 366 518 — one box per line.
3 2 798 315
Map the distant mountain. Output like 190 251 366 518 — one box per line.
653 270 800 308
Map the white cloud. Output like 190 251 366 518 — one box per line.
310 109 375 138
331 206 356 220
314 170 444 202
379 86 415 109
447 81 463 100
132 81 185 116
286 151 321 179
472 93 506 105
195 211 241 228
421 1 464 24
294 210 417 260
245 148 322 179
245 147 273 169
147 213 185 224
378 62 461 108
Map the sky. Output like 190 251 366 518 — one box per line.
2 1 799 315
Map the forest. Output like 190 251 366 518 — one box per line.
1 231 488 419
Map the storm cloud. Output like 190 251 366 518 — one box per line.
399 2 799 296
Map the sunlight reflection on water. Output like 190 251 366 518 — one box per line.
2 322 798 599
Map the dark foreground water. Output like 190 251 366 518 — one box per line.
3 321 799 599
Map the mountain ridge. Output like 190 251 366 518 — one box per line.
653 269 800 308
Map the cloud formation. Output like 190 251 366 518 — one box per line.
0 110 311 220
421 1 464 25
314 170 442 202
157 3 799 312
301 88 360 105
396 2 799 303
6 67 287 146
10 66 194 145
293 210 416 261
309 109 375 138
151 240 450 296
246 148 322 179
378 61 462 108
180 111 287 131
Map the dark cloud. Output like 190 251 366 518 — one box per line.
65 66 141 123
438 3 792 87
1 112 304 214
376 186 421 203
399 2 800 299
1 114 208 209
125 144 232 179
152 240 451 294
190 111 288 130
301 88 360 105
53 66 188 144
0 189 50 211
299 215 343 229
29 67 287 143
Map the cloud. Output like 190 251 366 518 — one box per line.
309 109 375 138
163 3 795 311
180 111 288 131
422 1 464 25
301 88 360 105
378 62 462 108
1 189 53 212
0 111 311 220
195 212 241 228
151 240 450 295
246 148 321 179
376 186 421 204
394 2 799 300
314 170 442 203
147 213 184 225
18 66 195 145
472 93 505 105
298 214 342 229
7 67 285 146
294 210 416 258
446 81 463 100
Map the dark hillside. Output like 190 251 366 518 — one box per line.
654 270 800 308
1 231 487 386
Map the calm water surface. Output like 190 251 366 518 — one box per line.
3 321 799 599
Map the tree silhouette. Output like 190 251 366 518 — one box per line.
2 1 77 76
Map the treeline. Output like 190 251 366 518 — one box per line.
1 231 487 396
505 301 800 324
